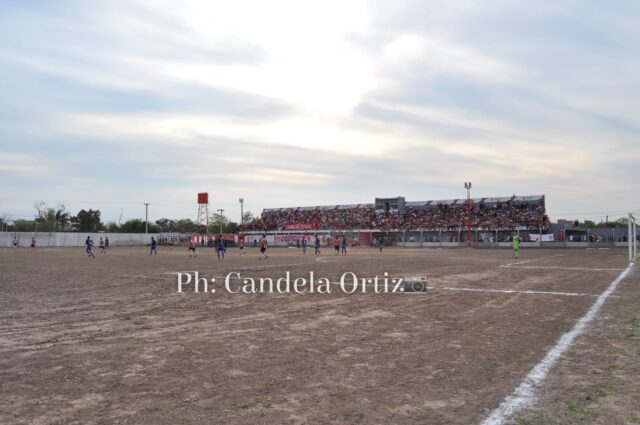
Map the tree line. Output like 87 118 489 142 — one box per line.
0 202 254 234
571 218 629 228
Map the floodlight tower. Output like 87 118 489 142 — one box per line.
629 213 638 262
464 182 472 247
239 198 244 227
197 193 209 236
144 203 150 234
217 209 224 235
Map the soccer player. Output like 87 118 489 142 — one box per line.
85 236 95 258
378 237 384 252
30 237 36 248
149 237 157 256
12 237 18 248
188 239 197 257
216 235 226 260
512 234 520 259
238 233 246 255
341 237 347 256
301 237 307 254
259 236 268 259
99 237 105 254
104 236 110 251
314 235 321 256
334 236 340 256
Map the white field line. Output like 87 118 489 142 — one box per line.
435 286 594 297
480 262 635 425
501 265 623 272
501 254 568 267
201 279 596 298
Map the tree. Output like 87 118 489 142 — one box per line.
175 219 195 233
54 205 70 231
32 202 71 232
120 219 160 233
71 209 103 232
155 218 176 232
33 201 54 232
14 219 36 232
120 219 145 233
615 217 628 228
225 222 239 234
209 212 229 234
242 211 254 224
105 221 120 232
0 214 8 231
34 201 46 219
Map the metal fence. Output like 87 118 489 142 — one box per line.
246 229 628 248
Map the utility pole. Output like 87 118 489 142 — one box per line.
144 203 150 234
217 208 224 235
464 182 472 247
239 198 244 227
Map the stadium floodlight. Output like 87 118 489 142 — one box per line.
144 203 150 234
217 209 224 235
464 182 472 247
239 198 244 226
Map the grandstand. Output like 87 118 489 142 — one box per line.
244 195 548 232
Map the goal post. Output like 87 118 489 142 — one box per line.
629 213 638 262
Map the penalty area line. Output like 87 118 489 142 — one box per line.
480 262 635 425
500 265 623 271
435 286 594 297
501 253 569 267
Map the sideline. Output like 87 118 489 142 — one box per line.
480 262 635 425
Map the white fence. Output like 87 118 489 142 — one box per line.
0 232 158 247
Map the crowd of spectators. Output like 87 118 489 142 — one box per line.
244 200 548 231
404 201 548 230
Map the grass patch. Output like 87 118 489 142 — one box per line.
232 399 266 410
564 387 609 421
513 416 529 425
411 413 452 424
342 411 365 423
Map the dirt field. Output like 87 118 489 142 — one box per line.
0 246 637 424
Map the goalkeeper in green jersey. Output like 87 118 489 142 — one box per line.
512 234 520 259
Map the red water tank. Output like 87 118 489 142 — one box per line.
197 192 208 204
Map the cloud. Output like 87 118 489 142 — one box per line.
0 0 639 222
0 153 56 178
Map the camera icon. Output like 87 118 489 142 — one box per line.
403 275 428 293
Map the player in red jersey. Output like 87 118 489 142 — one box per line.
238 233 246 255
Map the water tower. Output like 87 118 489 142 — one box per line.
197 192 209 235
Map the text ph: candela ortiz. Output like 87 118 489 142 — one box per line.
176 271 408 294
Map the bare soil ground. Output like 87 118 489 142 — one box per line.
0 246 635 424
514 261 640 425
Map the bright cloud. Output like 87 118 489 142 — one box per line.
0 0 639 222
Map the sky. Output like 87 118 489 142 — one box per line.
1 0 639 225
